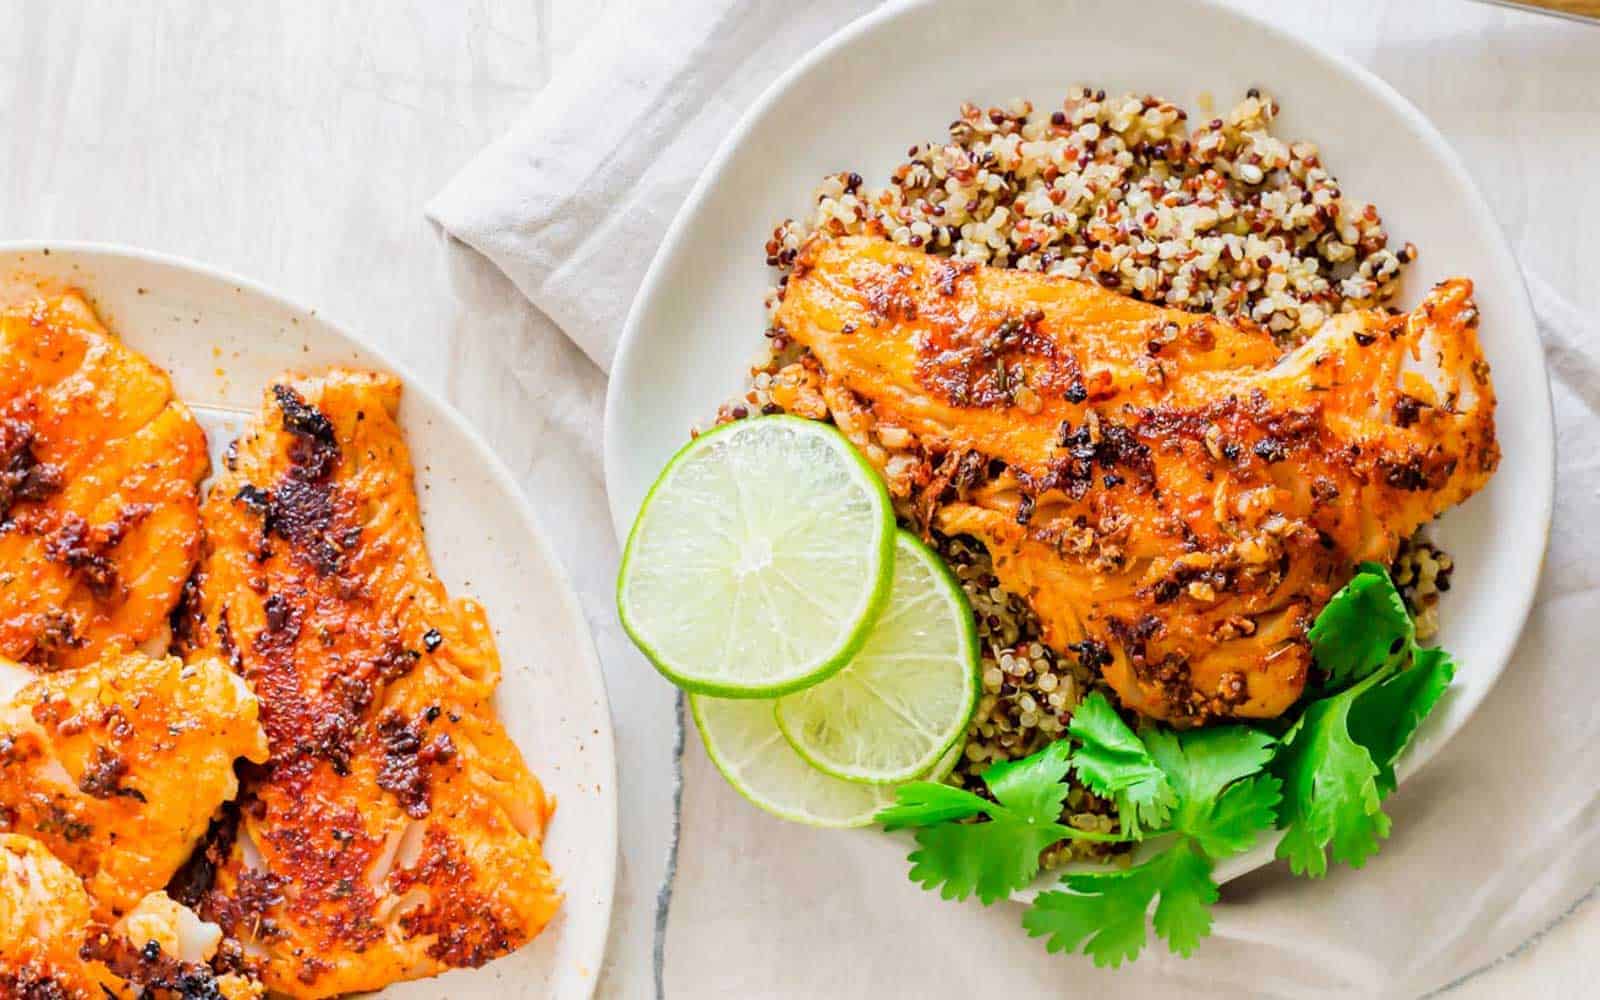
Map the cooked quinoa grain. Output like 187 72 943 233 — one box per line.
764 88 1411 345
1393 534 1454 641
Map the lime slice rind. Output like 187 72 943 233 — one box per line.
924 734 965 784
691 693 966 829
691 694 897 828
776 530 980 784
617 416 894 698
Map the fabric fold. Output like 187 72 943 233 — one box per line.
429 0 881 370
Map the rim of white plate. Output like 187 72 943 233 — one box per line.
601 0 1555 887
2 238 619 992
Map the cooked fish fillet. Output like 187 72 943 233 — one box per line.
0 835 260 1000
97 891 264 1000
775 236 1498 723
195 371 560 998
0 833 119 998
0 650 267 919
0 292 208 670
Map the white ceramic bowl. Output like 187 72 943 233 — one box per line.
604 0 1554 884
2 242 617 997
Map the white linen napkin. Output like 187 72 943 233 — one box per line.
430 0 882 371
428 1 1600 995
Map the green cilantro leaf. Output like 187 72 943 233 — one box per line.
907 815 1062 905
1309 563 1414 690
1148 844 1220 957
1189 774 1284 859
1141 725 1281 859
1024 841 1219 966
876 783 991 832
1026 718 1280 964
1068 691 1175 836
1349 647 1455 797
1273 669 1391 876
1278 562 1459 877
986 737 1075 823
1023 867 1150 967
882 740 1110 905
1143 725 1278 813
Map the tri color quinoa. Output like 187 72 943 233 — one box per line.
763 88 1413 345
719 89 1446 868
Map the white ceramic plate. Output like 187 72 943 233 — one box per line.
2 242 617 996
603 0 1554 884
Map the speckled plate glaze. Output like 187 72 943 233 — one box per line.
604 0 1555 889
2 242 617 997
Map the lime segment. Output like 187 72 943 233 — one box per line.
617 416 894 697
776 530 979 784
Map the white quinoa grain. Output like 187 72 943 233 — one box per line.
765 89 1410 345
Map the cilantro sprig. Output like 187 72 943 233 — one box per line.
878 740 1124 905
1024 712 1282 965
1025 839 1217 965
1273 567 1456 875
1065 693 1174 837
877 563 1458 967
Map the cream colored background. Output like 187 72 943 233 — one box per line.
4 0 1597 995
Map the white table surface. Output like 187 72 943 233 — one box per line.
4 1 1596 996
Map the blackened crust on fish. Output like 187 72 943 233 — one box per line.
217 388 359 575
1106 613 1164 665
1379 453 1453 492
234 484 269 515
201 867 289 944
1020 420 1154 501
0 415 62 523
913 308 1084 410
40 504 153 599
215 609 242 672
22 611 84 669
1392 394 1426 428
375 710 457 819
76 746 146 802
0 966 77 1000
260 594 297 642
1068 639 1113 671
169 571 207 659
273 384 339 481
389 827 525 968
228 470 358 578
268 478 355 575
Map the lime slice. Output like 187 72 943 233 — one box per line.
776 530 979 783
691 693 965 828
925 734 966 783
691 695 895 827
618 416 894 698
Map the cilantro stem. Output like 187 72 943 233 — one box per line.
1045 822 1146 844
